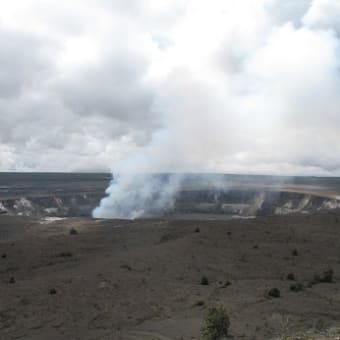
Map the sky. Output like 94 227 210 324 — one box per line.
1 0 340 175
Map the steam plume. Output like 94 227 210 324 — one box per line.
93 1 340 219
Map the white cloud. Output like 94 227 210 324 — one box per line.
0 0 340 176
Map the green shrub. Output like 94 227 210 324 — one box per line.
201 305 230 340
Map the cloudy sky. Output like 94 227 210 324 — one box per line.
1 0 340 175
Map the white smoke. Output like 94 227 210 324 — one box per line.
93 0 340 218
92 173 183 219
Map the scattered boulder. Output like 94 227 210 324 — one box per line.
194 227 200 233
9 277 15 284
292 249 298 256
1 253 7 259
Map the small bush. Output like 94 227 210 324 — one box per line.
287 273 295 281
320 269 334 283
290 282 303 292
267 288 280 298
222 280 231 288
292 248 298 256
201 275 209 285
311 269 334 285
120 263 132 271
195 227 200 233
56 251 73 258
195 300 205 306
201 305 230 340
69 228 78 235
49 288 57 295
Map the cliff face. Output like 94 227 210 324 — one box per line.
1 173 340 218
0 193 103 217
172 189 340 217
1 189 340 218
0 173 110 217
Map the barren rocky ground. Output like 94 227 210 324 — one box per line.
1 213 340 339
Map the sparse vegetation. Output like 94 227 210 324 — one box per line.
69 228 78 235
201 275 209 285
320 269 334 283
56 251 73 257
287 273 295 281
120 263 132 271
268 288 280 298
278 334 314 340
201 305 230 340
49 288 57 295
195 300 205 306
290 282 303 292
311 269 334 285
222 280 231 288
